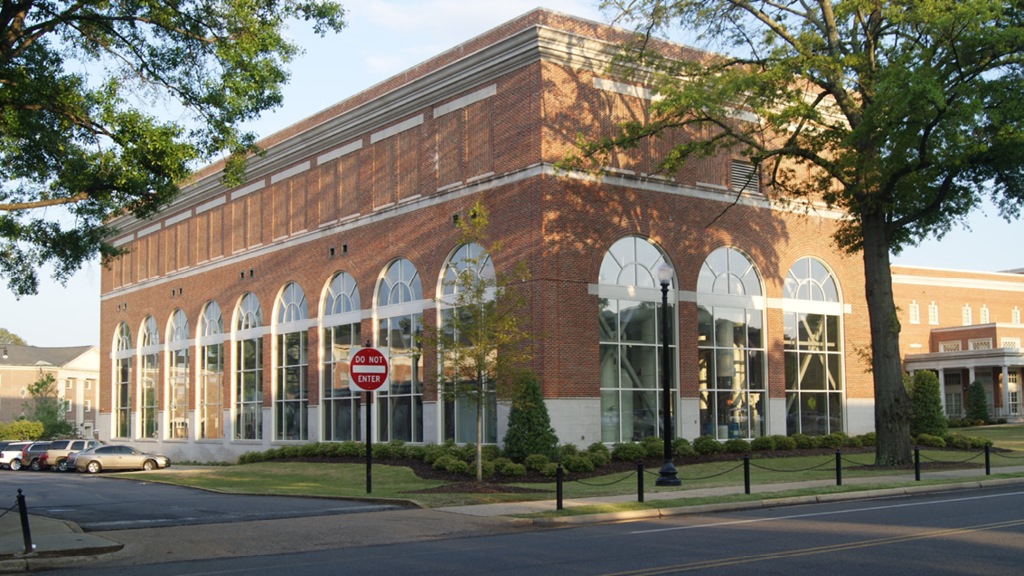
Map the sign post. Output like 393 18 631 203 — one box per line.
349 343 389 494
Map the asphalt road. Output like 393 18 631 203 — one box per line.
46 484 1024 575
0 468 402 531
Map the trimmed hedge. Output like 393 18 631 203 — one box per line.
693 435 724 455
523 454 549 472
612 442 646 461
750 436 775 451
724 438 750 453
672 438 696 457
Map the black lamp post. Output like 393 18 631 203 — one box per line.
655 264 680 486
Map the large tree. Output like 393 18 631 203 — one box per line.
0 0 346 296
420 200 534 481
23 372 76 439
0 328 26 345
571 0 1023 465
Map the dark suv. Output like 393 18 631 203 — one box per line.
11 442 51 471
43 440 103 471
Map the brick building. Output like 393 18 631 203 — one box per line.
96 9 1018 462
0 345 100 437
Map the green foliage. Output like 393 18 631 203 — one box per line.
966 381 991 421
640 435 664 458
587 449 610 467
907 371 948 438
480 445 502 461
585 0 1024 467
843 436 863 448
723 438 750 453
501 369 559 461
432 455 459 471
693 435 724 455
672 437 696 457
559 443 580 459
948 419 962 428
0 421 43 441
612 442 646 461
968 436 993 449
791 434 819 449
0 0 346 295
445 459 470 475
479 459 496 478
750 437 775 451
423 445 447 465
23 373 76 439
0 329 26 345
942 433 969 449
818 434 844 450
523 454 550 472
563 454 595 473
857 432 877 447
772 436 797 451
542 462 561 477
500 462 527 478
587 442 611 459
915 434 946 448
406 445 427 460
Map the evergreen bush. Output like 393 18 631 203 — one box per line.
818 434 844 449
640 435 664 458
481 445 502 461
857 432 876 447
559 443 580 459
542 462 560 477
915 434 946 448
500 462 527 477
693 435 724 455
843 436 863 448
446 459 470 475
587 442 611 460
968 436 992 449
966 381 991 421
479 460 496 477
612 442 646 461
672 437 696 457
773 436 798 450
724 438 750 453
523 454 549 471
502 370 559 461
750 436 775 451
907 371 948 437
564 454 595 473
433 455 458 471
492 457 513 471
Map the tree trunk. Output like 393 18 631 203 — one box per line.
476 393 483 482
862 210 912 465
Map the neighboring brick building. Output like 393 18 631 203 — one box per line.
96 9 1016 463
894 266 1024 420
0 345 100 437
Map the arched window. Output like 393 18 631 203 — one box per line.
167 309 190 439
696 248 766 440
439 243 497 444
140 316 159 439
375 259 424 443
275 283 308 441
235 293 263 440
783 257 844 436
598 236 676 443
323 272 362 442
113 323 132 438
199 302 224 439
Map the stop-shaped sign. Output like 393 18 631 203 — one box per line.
349 347 389 392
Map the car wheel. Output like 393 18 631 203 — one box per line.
142 460 157 471
10 460 22 471
86 461 101 474
57 460 68 472
30 459 42 471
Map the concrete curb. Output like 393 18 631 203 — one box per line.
530 477 1024 526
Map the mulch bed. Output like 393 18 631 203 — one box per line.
273 444 1003 486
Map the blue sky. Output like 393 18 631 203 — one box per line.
1 1 1019 347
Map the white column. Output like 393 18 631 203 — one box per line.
969 366 976 385
1002 364 1010 419
938 368 946 415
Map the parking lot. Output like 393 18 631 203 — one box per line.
0 468 403 531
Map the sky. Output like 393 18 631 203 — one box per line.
0 1 1020 348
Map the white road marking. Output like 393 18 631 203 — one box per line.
629 490 1024 534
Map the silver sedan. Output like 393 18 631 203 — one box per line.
73 445 171 473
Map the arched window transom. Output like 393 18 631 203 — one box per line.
378 259 422 307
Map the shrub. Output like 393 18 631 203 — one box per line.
298 442 322 457
279 446 301 458
773 436 797 451
559 443 580 459
818 434 844 449
843 436 863 448
492 457 514 471
542 462 561 477
564 454 595 473
791 434 814 449
423 445 448 465
640 435 664 458
406 445 427 460
612 442 646 461
916 434 946 448
998 418 1008 425
446 459 470 475
968 436 993 449
672 437 696 457
966 381 991 422
693 435 724 455
237 451 262 464
587 450 610 467
502 369 559 461
857 432 877 447
947 418 962 428
942 433 968 449
3 421 43 441
481 445 502 461
587 442 611 459
479 460 496 477
501 462 527 477
906 371 948 438
524 454 549 472
724 438 750 453
750 436 775 451
433 455 459 471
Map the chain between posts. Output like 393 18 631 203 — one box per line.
571 470 638 486
646 461 744 481
748 457 836 473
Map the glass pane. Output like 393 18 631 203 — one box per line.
620 301 656 344
599 345 619 389
749 391 766 438
748 351 764 390
747 311 762 348
456 398 476 444
627 390 657 441
657 346 677 391
783 312 797 350
720 390 747 438
390 396 412 442
802 392 827 436
700 390 715 438
599 256 620 285
698 349 715 390
801 353 826 390
828 393 844 434
799 313 825 351
828 354 843 391
390 356 412 395
601 391 620 443
826 315 840 351
599 299 618 341
377 318 389 349
621 345 657 389
697 306 713 346
785 352 798 390
656 301 674 344
715 349 736 389
715 307 745 348
786 393 799 436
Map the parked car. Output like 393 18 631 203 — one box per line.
11 442 52 471
73 445 171 473
42 439 103 472
0 443 30 469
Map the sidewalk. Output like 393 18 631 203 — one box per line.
0 506 122 571
438 464 1024 518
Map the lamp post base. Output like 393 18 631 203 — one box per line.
655 459 681 486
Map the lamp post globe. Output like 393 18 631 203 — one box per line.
655 263 680 486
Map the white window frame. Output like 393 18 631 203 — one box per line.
928 303 939 325
1013 307 1021 325
962 305 972 326
969 338 992 351
1001 338 1021 349
939 341 962 352
84 400 91 412
980 306 990 324
908 301 920 324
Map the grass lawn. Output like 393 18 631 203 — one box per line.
124 425 1024 510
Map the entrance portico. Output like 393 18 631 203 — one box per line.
906 348 1024 420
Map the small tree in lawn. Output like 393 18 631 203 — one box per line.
23 373 77 439
906 371 947 438
966 381 991 422
502 369 559 462
420 200 534 481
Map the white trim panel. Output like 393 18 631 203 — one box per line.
230 180 266 200
892 274 1024 293
270 161 311 184
113 235 134 247
196 196 226 214
165 211 192 226
317 140 363 165
137 223 161 238
370 115 424 144
433 85 497 117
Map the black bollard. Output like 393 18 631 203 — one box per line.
985 444 991 476
743 455 751 495
914 445 920 481
835 449 842 486
556 464 563 510
16 489 32 555
637 460 644 503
